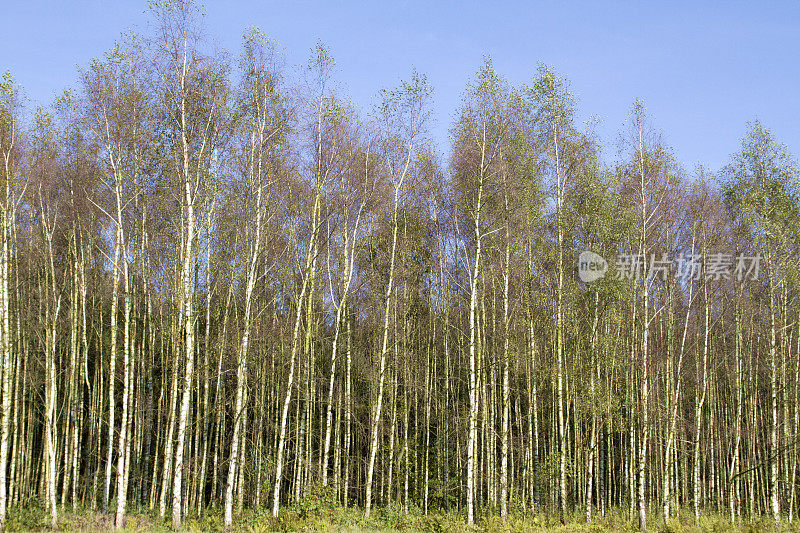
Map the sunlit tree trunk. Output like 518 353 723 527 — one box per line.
0 84 18 529
225 164 264 526
365 179 402 518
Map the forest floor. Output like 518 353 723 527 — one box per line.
7 503 800 532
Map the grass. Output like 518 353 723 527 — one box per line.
8 497 800 532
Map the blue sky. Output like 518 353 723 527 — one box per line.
3 0 798 171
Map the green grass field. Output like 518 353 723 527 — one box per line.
8 501 800 533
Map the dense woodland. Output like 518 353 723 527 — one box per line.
1 2 800 531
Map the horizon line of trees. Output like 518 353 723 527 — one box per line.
1 2 800 531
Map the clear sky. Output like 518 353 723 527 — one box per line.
3 0 799 171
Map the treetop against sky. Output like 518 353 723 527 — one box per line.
2 0 798 170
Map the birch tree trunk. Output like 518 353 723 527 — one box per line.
225 168 264 525
365 179 403 519
41 195 61 528
636 107 649 533
0 88 17 529
769 255 780 525
272 193 319 517
500 216 511 520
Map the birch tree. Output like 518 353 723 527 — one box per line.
0 72 24 531
364 70 429 518
224 28 287 525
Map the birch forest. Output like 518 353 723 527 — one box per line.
2 1 800 531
